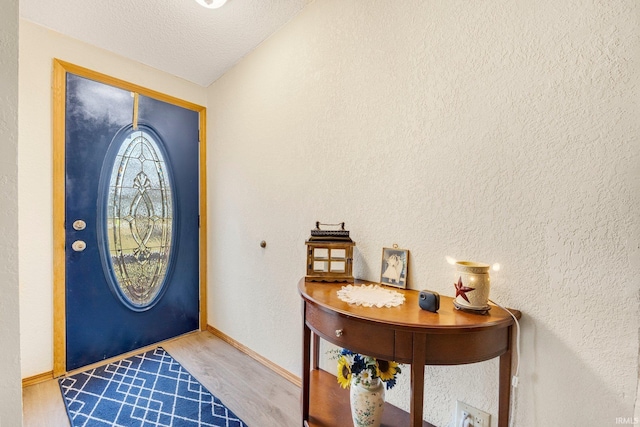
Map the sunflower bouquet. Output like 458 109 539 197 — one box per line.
333 348 401 390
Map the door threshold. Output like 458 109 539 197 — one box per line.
59 330 200 378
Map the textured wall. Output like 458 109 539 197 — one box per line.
18 20 207 377
0 0 23 424
207 0 640 426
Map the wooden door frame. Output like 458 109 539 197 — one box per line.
52 59 208 377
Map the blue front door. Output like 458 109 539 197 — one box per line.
64 73 200 371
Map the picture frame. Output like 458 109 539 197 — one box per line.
380 246 409 288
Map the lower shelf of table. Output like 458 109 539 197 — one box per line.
305 369 434 427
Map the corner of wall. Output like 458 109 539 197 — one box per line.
0 1 24 425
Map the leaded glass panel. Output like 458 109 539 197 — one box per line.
107 130 173 308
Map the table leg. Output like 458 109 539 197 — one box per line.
302 304 311 426
312 333 320 370
411 333 426 427
498 325 514 427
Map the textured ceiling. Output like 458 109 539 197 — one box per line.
20 0 311 87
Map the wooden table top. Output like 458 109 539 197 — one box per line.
299 279 521 333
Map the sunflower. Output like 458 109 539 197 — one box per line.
337 355 352 388
331 349 402 390
376 359 400 382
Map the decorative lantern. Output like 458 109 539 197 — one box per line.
305 222 355 282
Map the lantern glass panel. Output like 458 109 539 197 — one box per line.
331 249 346 259
330 261 345 272
314 260 329 272
314 248 329 259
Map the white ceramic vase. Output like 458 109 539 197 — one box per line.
350 377 385 427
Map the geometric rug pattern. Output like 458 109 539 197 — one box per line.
59 347 248 427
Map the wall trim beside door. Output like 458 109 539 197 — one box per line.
22 371 54 388
52 59 207 377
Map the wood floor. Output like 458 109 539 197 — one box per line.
22 331 301 426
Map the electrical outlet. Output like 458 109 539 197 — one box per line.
455 401 490 427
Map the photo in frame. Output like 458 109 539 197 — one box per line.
380 246 408 288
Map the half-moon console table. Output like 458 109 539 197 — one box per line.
299 279 521 427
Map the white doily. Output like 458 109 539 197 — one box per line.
337 283 405 308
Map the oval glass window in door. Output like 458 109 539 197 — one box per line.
105 128 174 310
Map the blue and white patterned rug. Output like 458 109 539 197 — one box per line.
59 347 248 427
